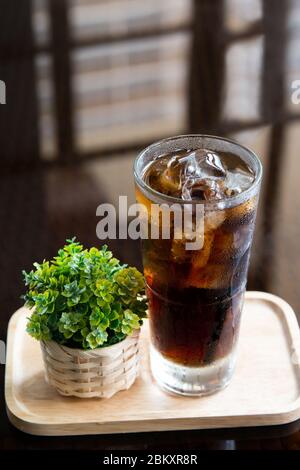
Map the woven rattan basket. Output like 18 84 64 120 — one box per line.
40 329 140 398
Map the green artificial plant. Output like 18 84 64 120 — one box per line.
22 238 147 349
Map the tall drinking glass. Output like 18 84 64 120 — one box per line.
134 135 262 396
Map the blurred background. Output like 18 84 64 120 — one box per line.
0 0 300 323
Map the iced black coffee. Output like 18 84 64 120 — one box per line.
134 135 262 395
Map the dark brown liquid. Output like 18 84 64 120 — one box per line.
137 148 257 367
147 284 245 366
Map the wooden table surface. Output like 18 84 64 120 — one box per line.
1 0 300 454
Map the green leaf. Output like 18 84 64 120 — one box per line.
86 328 108 349
121 309 141 335
26 313 51 341
89 307 104 328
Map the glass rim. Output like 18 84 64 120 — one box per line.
133 134 263 208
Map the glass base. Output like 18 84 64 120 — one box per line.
150 346 237 396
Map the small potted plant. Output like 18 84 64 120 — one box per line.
22 238 147 398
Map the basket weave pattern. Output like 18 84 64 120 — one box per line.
41 330 140 398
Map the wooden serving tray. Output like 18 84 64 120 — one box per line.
5 291 300 436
